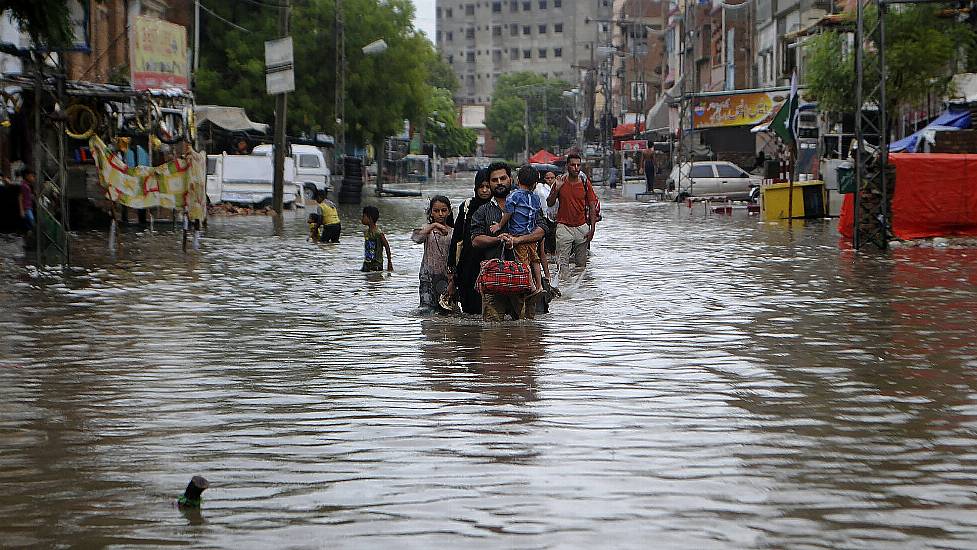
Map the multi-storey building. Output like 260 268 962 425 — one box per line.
436 0 613 105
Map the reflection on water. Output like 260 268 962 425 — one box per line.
2 183 977 547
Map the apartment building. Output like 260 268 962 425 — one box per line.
754 0 830 87
435 0 614 105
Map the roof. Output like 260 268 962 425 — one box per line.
195 105 270 134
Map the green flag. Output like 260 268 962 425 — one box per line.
771 71 798 145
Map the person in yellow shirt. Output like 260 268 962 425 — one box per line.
308 191 342 243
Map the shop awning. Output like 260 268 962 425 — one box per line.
528 149 559 163
612 122 645 138
646 76 684 133
194 105 270 134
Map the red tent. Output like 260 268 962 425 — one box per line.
612 122 645 138
528 149 559 164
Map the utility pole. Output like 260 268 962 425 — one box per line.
272 0 290 216
524 97 530 161
193 0 200 73
335 0 346 159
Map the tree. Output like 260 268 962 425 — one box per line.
426 88 476 157
195 0 436 146
0 0 74 49
427 57 460 94
805 6 974 119
484 72 573 159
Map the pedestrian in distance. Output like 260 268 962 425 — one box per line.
411 195 454 310
642 147 655 193
490 164 544 296
308 190 341 243
547 153 599 281
360 205 393 272
18 167 35 232
471 161 545 322
447 169 493 315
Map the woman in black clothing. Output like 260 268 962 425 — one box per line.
447 169 493 314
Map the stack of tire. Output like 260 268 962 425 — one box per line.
338 156 364 204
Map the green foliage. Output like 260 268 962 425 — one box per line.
484 72 573 159
1 0 74 49
426 88 476 157
195 0 437 146
805 32 857 115
805 6 975 116
427 57 460 93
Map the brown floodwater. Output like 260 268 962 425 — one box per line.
2 179 977 548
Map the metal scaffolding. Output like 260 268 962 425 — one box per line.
853 0 890 250
30 57 70 266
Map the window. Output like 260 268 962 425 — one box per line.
493 25 501 36
554 0 561 6
510 24 518 36
492 1 502 12
538 24 547 34
522 25 530 35
538 48 547 58
554 47 562 57
539 0 547 7
523 1 531 10
690 165 715 178
716 165 748 178
436 7 442 18
299 155 321 168
436 30 442 43
523 49 531 59
466 51 475 63
510 48 519 60
447 31 453 41
630 81 647 101
206 158 217 175
466 27 475 39
447 54 454 64
465 4 475 16
445 8 453 17
493 49 502 61
554 23 563 33
510 0 518 11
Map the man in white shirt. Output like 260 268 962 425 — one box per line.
533 169 558 254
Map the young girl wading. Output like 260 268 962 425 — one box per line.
411 196 454 310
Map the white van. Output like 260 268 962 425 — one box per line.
206 153 300 207
251 144 330 195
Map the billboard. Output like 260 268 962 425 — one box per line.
691 91 788 129
130 17 189 91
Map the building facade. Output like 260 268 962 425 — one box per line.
435 0 613 105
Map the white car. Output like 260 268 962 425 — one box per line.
252 144 331 195
666 161 762 201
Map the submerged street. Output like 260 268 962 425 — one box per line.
3 180 977 547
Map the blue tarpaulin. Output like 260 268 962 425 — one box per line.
890 109 972 152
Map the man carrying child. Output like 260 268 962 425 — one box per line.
471 161 545 321
490 164 544 296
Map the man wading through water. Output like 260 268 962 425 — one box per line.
471 161 545 321
547 153 598 282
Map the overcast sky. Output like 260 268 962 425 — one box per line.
412 0 436 40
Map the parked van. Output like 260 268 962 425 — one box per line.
206 153 300 207
251 144 330 195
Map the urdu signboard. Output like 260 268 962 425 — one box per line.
129 17 189 91
691 91 788 129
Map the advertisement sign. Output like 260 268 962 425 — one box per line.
691 91 788 129
130 17 189 91
621 140 648 151
264 36 295 95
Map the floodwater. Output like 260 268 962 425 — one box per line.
2 178 977 548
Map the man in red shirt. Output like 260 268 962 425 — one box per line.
547 153 598 281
